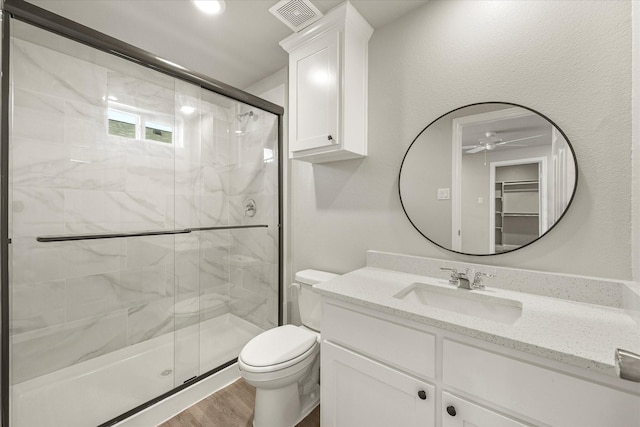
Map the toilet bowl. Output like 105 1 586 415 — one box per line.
238 269 337 427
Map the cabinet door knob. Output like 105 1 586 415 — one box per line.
417 390 427 400
446 405 457 417
328 135 333 141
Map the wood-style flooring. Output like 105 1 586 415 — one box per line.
159 378 320 427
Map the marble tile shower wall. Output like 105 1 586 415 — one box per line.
227 107 279 331
9 30 279 384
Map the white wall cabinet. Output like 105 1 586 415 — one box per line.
322 341 435 427
280 2 373 163
321 300 640 427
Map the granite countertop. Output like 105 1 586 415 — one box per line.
313 266 640 378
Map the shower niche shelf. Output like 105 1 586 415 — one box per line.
280 2 373 163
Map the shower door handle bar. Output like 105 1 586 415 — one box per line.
36 229 192 242
189 224 268 232
36 224 269 243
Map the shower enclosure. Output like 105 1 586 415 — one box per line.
0 1 283 426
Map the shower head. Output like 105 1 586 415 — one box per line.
235 110 256 135
237 111 255 120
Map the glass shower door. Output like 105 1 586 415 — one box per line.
194 90 280 375
8 19 181 426
171 85 280 383
172 80 202 386
7 15 281 427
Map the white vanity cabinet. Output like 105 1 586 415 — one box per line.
322 342 435 427
321 302 437 426
443 339 640 427
280 2 373 163
321 300 640 427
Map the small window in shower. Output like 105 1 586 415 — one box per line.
145 122 173 144
108 109 137 139
107 108 174 144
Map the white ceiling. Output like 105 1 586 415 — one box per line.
27 0 428 89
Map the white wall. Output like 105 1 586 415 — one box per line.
292 0 633 280
633 1 640 284
460 152 491 254
399 112 454 249
244 68 287 108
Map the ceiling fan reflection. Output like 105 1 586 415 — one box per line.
463 132 544 154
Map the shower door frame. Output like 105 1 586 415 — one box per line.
0 1 285 425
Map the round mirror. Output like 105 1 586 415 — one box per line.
399 102 577 255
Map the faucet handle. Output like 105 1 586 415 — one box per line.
472 271 494 289
440 267 458 286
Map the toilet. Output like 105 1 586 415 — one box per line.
238 269 338 427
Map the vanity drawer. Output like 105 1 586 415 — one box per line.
322 302 435 379
442 339 640 427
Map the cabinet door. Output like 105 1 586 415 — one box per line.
442 392 528 427
289 30 339 153
321 341 435 427
443 339 640 426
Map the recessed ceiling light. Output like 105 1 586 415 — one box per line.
181 106 196 115
193 0 226 15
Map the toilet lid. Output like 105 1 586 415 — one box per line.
240 325 317 367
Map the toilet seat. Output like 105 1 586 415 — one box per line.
239 325 318 373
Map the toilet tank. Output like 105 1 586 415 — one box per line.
295 269 338 332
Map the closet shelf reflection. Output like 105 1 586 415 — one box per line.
36 224 269 243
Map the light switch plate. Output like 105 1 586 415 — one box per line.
437 188 450 200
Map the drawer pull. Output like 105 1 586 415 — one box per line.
417 390 427 400
446 405 457 417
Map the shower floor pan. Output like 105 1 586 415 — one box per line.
11 313 264 427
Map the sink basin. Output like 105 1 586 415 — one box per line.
393 282 522 324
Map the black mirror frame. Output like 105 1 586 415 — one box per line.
398 101 579 256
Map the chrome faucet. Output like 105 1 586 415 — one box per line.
441 267 494 290
440 267 472 289
440 267 459 286
472 271 494 290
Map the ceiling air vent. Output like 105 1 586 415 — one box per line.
269 0 323 32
